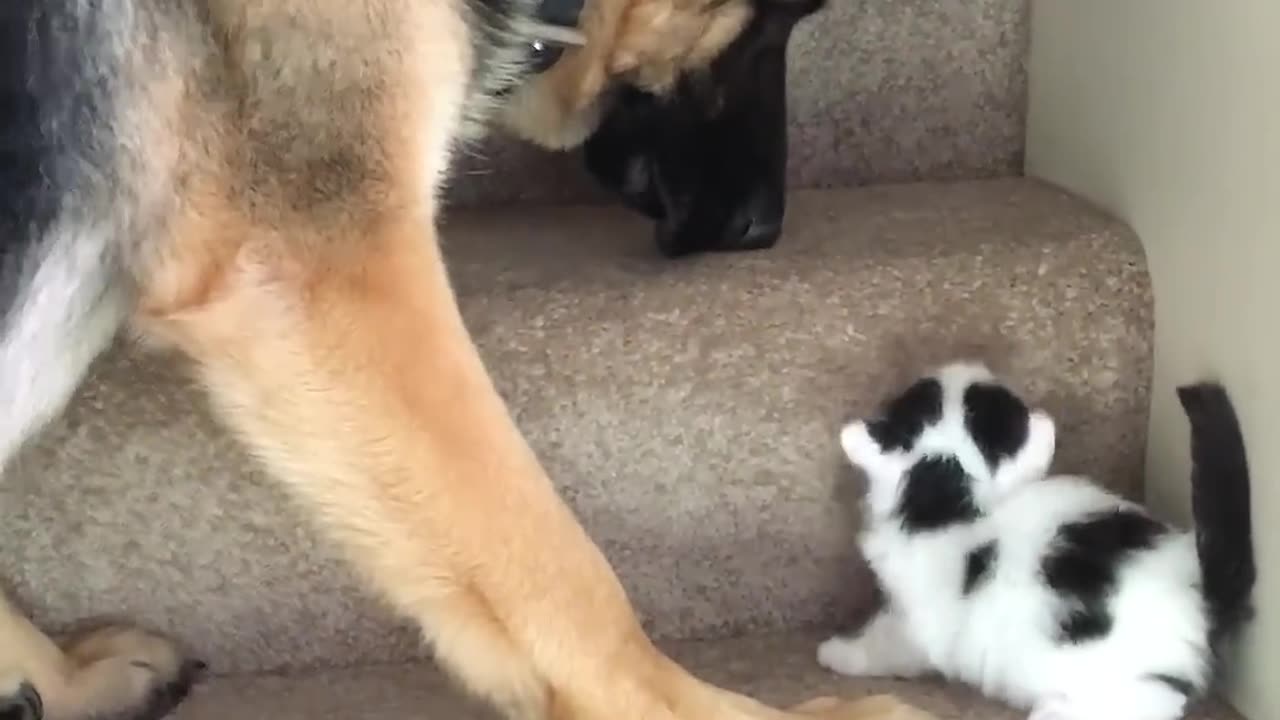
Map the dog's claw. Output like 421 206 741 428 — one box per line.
0 682 42 720
129 658 207 720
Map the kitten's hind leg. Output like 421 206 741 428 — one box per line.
816 609 930 679
1028 678 1189 720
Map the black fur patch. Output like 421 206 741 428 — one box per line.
581 0 825 257
1 0 115 318
1055 604 1113 643
963 540 998 595
465 0 527 92
1 2 62 269
963 382 1030 470
1041 508 1168 644
1177 382 1256 646
867 378 943 452
1148 673 1196 698
896 455 979 532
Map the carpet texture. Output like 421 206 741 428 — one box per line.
1 179 1154 676
444 0 1029 207
170 632 1243 720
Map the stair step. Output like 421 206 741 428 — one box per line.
171 631 1243 719
2 178 1153 675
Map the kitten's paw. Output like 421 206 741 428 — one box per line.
1028 695 1080 720
816 636 873 677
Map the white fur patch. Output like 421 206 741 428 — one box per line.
0 222 126 470
822 361 1214 720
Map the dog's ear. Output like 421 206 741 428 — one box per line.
756 0 826 21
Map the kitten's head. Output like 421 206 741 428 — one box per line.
839 361 1056 526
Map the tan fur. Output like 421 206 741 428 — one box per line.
497 0 751 147
1 1 937 719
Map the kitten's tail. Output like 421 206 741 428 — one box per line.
1177 382 1256 645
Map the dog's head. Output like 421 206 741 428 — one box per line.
497 0 824 257
839 361 1057 528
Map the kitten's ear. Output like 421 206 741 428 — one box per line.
839 420 883 469
993 409 1056 491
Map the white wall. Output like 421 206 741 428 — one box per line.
1025 1 1278 717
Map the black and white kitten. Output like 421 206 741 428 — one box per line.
817 361 1255 720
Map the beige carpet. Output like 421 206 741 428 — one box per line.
171 632 1243 720
3 178 1155 677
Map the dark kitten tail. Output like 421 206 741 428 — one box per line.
1176 382 1256 646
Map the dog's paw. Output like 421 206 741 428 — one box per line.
127 657 206 720
0 679 41 720
62 625 206 720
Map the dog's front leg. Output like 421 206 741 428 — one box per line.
134 207 933 720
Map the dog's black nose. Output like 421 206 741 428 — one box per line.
735 214 783 250
723 192 784 251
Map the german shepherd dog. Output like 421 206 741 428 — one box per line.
0 2 937 720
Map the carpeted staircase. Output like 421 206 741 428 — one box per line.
0 1 1246 718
